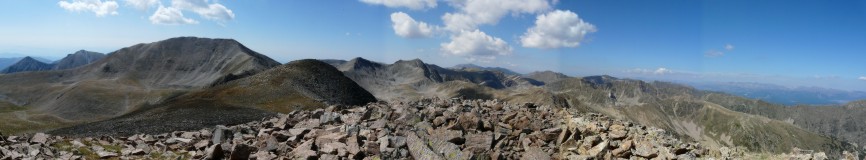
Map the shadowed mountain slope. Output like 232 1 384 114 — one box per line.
0 57 24 71
50 59 376 136
329 57 542 101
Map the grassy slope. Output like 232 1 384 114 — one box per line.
531 77 859 156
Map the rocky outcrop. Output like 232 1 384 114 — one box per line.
6 99 721 159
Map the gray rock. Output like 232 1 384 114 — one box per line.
588 140 608 158
180 132 198 139
389 136 407 148
29 133 48 144
634 141 658 158
229 144 256 160
96 150 118 158
291 140 317 159
608 124 627 139
212 125 229 145
204 144 224 160
465 131 493 153
320 142 347 154
406 133 444 160
522 146 551 160
194 140 210 150
320 112 341 124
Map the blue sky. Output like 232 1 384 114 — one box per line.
1 0 865 91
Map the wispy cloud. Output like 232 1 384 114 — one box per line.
626 67 683 75
124 0 159 10
705 43 734 58
859 76 866 81
359 0 437 10
705 50 724 57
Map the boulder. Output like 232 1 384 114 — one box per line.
634 141 658 158
229 144 257 160
29 133 48 144
465 132 493 153
96 151 118 158
406 133 444 160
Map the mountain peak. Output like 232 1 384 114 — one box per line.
53 50 105 70
342 57 381 70
526 70 570 84
20 56 38 61
1 56 53 74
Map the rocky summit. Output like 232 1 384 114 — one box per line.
1 98 744 159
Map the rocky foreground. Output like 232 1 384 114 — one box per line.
0 98 845 159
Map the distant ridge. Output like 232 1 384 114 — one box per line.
328 57 542 101
0 56 54 74
0 50 105 74
452 63 521 75
690 82 866 105
52 50 105 70
0 57 24 70
525 70 571 84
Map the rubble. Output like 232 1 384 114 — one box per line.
0 98 745 159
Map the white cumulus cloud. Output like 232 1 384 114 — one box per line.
124 0 160 10
520 10 596 49
360 0 437 10
171 0 235 22
442 0 553 31
58 0 120 17
859 76 866 81
149 5 198 25
441 30 512 62
391 12 436 38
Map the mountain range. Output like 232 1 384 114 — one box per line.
690 82 866 105
0 50 105 74
0 37 863 158
326 58 863 156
